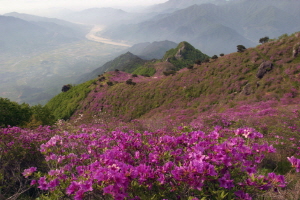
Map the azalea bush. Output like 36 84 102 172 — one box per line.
0 126 57 199
23 126 288 200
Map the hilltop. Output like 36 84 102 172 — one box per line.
77 41 208 84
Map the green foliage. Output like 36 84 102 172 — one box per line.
132 65 156 77
45 80 94 120
0 98 31 127
278 33 289 40
0 98 56 128
163 70 176 76
27 105 56 127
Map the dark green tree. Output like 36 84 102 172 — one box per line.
0 98 31 127
212 55 218 59
107 81 113 86
237 45 246 53
29 105 56 126
163 70 176 76
195 59 202 65
126 79 136 85
187 64 194 69
259 36 269 44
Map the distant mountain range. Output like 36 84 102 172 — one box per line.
54 7 154 26
123 40 178 60
0 13 88 54
4 12 89 38
147 0 228 13
101 0 300 55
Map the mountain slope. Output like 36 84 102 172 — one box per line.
77 52 147 83
47 32 300 123
77 42 208 84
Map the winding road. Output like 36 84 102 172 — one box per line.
86 25 131 47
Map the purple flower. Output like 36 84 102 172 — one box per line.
235 190 252 200
22 167 37 178
287 156 300 172
66 181 80 195
218 172 234 189
267 173 286 187
48 179 60 189
38 177 48 190
74 189 84 200
30 180 37 186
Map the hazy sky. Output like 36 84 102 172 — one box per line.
0 0 168 15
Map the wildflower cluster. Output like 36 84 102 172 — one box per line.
0 126 57 198
25 126 286 199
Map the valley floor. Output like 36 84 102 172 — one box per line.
86 25 132 47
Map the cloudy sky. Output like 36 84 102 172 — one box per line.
0 0 168 14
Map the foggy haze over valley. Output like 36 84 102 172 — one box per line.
0 0 300 105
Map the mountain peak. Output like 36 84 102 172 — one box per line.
163 42 209 69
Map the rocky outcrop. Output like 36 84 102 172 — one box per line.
175 45 185 59
293 42 300 58
242 83 253 95
256 61 273 79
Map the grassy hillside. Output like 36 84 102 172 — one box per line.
47 32 300 125
46 79 96 120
